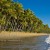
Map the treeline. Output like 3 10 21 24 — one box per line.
0 0 50 33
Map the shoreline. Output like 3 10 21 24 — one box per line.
0 31 48 41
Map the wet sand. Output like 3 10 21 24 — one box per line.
0 35 49 50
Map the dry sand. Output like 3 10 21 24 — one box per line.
0 31 48 41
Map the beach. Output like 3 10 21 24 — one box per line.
0 31 50 50
0 31 48 41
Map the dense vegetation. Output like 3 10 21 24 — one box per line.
0 0 50 33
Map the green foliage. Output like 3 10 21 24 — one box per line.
0 0 50 33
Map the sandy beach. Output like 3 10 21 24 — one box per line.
0 31 48 41
0 31 49 50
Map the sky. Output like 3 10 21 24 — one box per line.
14 0 50 27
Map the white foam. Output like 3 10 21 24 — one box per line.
45 35 50 50
45 35 50 44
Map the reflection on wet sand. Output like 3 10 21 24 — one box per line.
0 35 49 50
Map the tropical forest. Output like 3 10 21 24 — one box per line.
0 0 50 33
